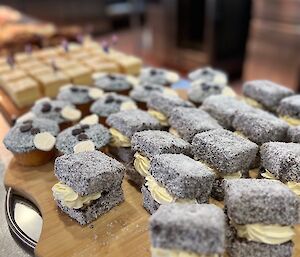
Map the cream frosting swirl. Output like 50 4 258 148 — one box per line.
148 109 169 126
109 128 131 147
243 97 263 109
52 182 101 209
151 247 219 257
134 152 151 177
280 115 300 126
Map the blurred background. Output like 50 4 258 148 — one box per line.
0 0 299 90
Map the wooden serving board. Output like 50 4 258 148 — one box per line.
4 158 151 257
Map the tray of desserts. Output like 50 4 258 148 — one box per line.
3 66 300 257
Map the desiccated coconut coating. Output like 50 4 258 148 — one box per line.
169 107 222 143
55 123 111 154
201 95 254 129
139 67 178 86
260 142 300 183
129 83 165 103
288 125 300 143
93 73 133 92
224 179 300 225
147 92 194 117
57 85 92 105
106 109 161 138
131 130 191 159
31 99 75 124
142 185 160 214
56 185 124 225
54 151 125 196
192 129 258 175
277 94 300 119
243 80 294 112
4 118 59 153
125 163 145 187
90 92 135 118
150 154 215 201
232 108 289 145
150 203 225 254
188 67 228 84
109 146 135 164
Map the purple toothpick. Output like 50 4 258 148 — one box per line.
6 54 15 69
101 40 110 53
25 44 32 55
111 34 118 45
62 39 69 53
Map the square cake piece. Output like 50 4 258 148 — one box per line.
150 203 225 256
169 107 222 143
260 142 300 188
277 95 300 126
53 151 125 225
224 179 299 257
130 130 191 186
62 65 93 85
243 80 294 112
232 108 289 145
201 95 254 129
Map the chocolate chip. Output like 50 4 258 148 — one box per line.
202 69 210 75
81 124 90 130
201 83 211 91
41 103 51 113
31 127 40 135
54 107 62 112
115 99 122 104
105 95 114 103
23 119 33 124
20 124 32 133
80 88 88 93
144 85 153 90
77 133 89 141
70 87 79 92
150 69 157 76
108 75 116 80
72 128 84 136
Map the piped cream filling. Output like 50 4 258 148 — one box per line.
148 109 169 126
233 223 295 245
151 247 219 257
134 152 150 177
280 115 300 126
222 86 236 97
145 175 197 205
52 182 101 209
261 169 276 180
120 101 137 111
109 128 131 147
169 127 180 138
243 97 263 109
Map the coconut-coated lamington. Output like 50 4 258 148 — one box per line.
243 80 294 112
260 142 300 182
232 108 289 145
192 129 258 175
277 95 300 124
288 125 300 143
150 204 225 256
169 107 222 143
201 95 254 129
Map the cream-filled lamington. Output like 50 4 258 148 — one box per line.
260 142 300 197
106 110 161 164
142 154 215 214
192 129 258 201
130 130 191 187
188 66 228 85
225 179 300 257
53 151 125 225
277 95 300 126
150 204 225 257
139 67 180 86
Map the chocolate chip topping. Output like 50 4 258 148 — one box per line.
23 119 33 124
70 87 79 92
81 124 90 130
20 124 32 133
80 88 88 93
72 128 84 136
30 127 41 135
41 103 51 113
150 69 157 76
54 107 62 112
77 133 89 141
105 95 115 103
115 99 123 105
108 75 116 80
202 83 210 91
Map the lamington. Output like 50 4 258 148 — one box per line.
277 95 300 126
55 119 111 155
188 66 228 84
142 154 215 214
106 109 161 164
52 151 125 225
232 108 289 145
192 129 258 200
31 98 82 130
188 80 236 105
129 82 177 110
260 142 300 197
90 93 137 125
288 126 300 143
169 107 222 143
139 67 179 86
147 92 194 127
225 179 299 257
130 130 191 187
150 203 225 257
243 80 294 112
201 95 254 129
92 73 138 95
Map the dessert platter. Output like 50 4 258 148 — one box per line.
1 41 300 257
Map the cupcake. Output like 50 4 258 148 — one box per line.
92 73 138 95
55 115 111 155
57 84 104 116
129 82 177 110
139 67 180 86
31 98 82 130
4 118 59 166
90 93 137 125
